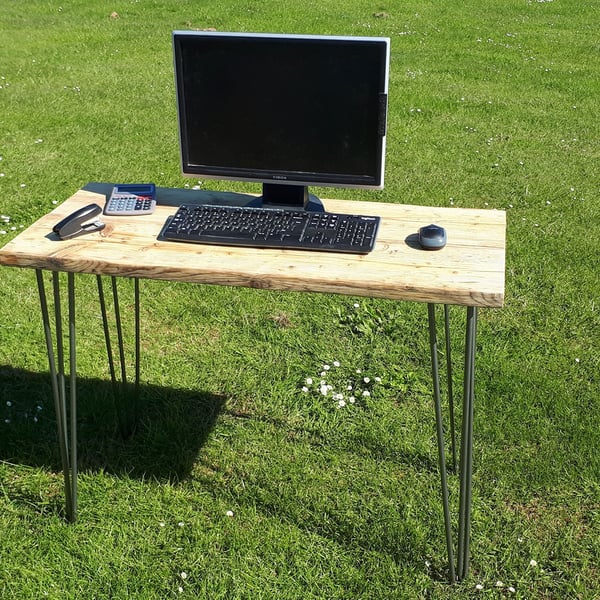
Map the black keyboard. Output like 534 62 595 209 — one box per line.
160 204 380 254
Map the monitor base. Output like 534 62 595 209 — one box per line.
261 183 324 212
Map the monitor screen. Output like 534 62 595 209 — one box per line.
173 31 390 209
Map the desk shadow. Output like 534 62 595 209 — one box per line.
1 366 448 577
83 182 261 208
0 365 225 483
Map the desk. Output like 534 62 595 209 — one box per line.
0 184 505 581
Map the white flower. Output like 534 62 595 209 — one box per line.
495 581 504 587
6 401 11 407
323 364 330 371
180 572 188 579
226 510 234 517
362 390 370 397
374 376 382 383
305 377 313 385
159 521 165 527
333 361 340 367
301 386 309 393
475 584 484 591
348 396 356 404
178 521 184 527
508 587 516 593
337 400 346 408
353 302 359 308
529 559 538 567
363 377 370 383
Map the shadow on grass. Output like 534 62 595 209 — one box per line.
1 365 453 577
0 365 225 483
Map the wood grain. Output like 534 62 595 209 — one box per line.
0 184 506 307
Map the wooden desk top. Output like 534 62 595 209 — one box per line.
0 184 506 307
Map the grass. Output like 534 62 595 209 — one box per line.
1 0 599 597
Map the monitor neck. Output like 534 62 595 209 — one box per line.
261 183 324 212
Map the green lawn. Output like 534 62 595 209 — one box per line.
1 0 599 598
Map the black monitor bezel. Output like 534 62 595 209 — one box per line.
173 31 390 208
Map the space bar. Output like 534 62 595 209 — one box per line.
184 230 289 245
198 232 257 242
167 229 289 245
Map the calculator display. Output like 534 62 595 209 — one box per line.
114 184 155 195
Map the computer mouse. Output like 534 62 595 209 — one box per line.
418 224 447 250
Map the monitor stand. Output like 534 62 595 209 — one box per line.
261 183 324 212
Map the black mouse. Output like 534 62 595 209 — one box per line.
418 224 447 250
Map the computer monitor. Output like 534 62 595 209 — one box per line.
172 31 390 211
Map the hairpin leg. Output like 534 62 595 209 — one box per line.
134 277 140 406
97 275 118 395
36 269 77 521
67 271 77 521
428 303 478 582
444 305 457 471
428 303 456 582
457 306 477 580
96 275 141 437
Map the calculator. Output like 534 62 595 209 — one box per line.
104 183 157 216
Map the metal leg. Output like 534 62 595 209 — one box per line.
427 303 456 583
444 305 457 471
35 271 141 519
97 275 119 396
36 270 76 521
428 303 478 582
134 277 140 407
68 272 78 521
111 276 128 388
457 306 477 580
96 275 141 437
